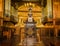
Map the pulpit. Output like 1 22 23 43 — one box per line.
22 6 38 46
24 6 36 37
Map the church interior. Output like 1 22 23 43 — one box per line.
0 0 60 46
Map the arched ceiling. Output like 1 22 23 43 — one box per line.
11 0 47 9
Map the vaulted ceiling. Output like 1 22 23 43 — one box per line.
10 0 48 27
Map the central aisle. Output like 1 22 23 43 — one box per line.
18 37 45 46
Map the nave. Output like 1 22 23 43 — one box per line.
0 0 60 46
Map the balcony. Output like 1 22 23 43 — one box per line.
3 14 18 24
41 16 53 25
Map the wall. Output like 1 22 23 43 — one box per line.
53 0 60 19
0 0 3 18
11 6 18 22
0 0 3 26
